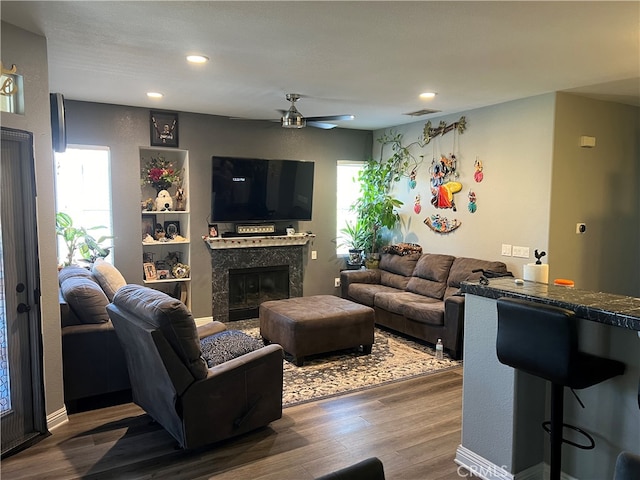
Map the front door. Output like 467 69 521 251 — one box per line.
1 127 47 456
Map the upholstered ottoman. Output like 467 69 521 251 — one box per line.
259 295 375 366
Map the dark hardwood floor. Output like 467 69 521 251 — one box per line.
1 368 465 480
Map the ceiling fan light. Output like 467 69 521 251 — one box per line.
281 106 306 128
281 116 306 128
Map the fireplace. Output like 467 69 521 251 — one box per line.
208 240 308 323
228 265 289 320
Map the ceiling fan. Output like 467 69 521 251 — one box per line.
279 93 354 129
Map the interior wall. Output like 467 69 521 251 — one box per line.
64 101 372 318
549 93 640 295
372 94 556 275
1 22 64 420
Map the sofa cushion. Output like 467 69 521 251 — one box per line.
92 259 126 301
401 298 446 326
379 252 421 277
379 270 412 290
200 330 263 367
374 291 439 315
58 266 96 285
60 277 110 324
348 283 403 307
112 285 208 380
406 253 455 300
444 257 509 298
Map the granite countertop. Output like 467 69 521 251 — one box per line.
461 278 640 331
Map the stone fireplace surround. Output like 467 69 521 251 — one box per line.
208 240 308 322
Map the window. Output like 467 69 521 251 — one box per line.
54 146 113 266
336 161 364 255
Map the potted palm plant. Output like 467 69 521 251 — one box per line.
338 218 368 268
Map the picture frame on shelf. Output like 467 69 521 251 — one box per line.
142 214 156 240
150 110 179 147
143 262 157 281
156 269 170 280
164 220 180 239
208 223 218 238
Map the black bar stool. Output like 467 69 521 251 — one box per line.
496 297 626 480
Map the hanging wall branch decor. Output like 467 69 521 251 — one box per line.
423 116 467 145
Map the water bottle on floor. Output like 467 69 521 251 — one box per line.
435 338 444 360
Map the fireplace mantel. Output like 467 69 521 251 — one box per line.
203 233 315 250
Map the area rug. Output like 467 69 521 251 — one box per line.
228 318 462 407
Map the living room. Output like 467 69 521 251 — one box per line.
1 2 639 478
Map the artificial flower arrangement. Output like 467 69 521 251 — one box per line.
141 155 182 192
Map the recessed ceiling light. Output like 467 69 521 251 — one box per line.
186 55 209 64
147 92 163 99
420 92 437 99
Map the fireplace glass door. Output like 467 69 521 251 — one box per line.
228 265 289 320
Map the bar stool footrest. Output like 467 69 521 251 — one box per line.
542 421 595 450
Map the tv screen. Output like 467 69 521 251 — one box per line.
211 156 314 223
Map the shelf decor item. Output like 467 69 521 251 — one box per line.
142 214 156 240
171 263 190 279
143 262 157 281
141 154 182 194
150 111 179 148
164 221 180 239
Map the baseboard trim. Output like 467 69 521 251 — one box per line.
46 406 68 431
455 446 578 480
455 445 514 480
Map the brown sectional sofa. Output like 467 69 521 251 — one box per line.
340 252 509 359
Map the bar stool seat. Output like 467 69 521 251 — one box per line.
496 297 626 480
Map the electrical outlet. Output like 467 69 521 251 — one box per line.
311 250 317 260
512 246 530 258
334 278 341 288
501 244 512 256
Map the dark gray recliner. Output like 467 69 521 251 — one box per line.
107 284 284 449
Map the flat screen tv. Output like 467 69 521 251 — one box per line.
211 156 314 223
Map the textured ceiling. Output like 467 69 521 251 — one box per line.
2 1 639 130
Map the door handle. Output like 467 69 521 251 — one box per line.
17 303 31 314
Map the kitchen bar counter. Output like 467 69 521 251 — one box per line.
456 279 639 480
461 277 640 331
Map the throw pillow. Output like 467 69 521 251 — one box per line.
60 277 110 324
200 330 263 368
92 259 126 301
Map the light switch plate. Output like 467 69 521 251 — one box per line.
501 244 512 256
512 246 530 258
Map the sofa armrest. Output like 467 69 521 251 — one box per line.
444 295 466 360
180 344 284 448
59 290 83 327
340 269 381 298
197 321 227 340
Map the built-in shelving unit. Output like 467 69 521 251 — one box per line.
139 146 191 308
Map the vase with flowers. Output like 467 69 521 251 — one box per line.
141 155 182 194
